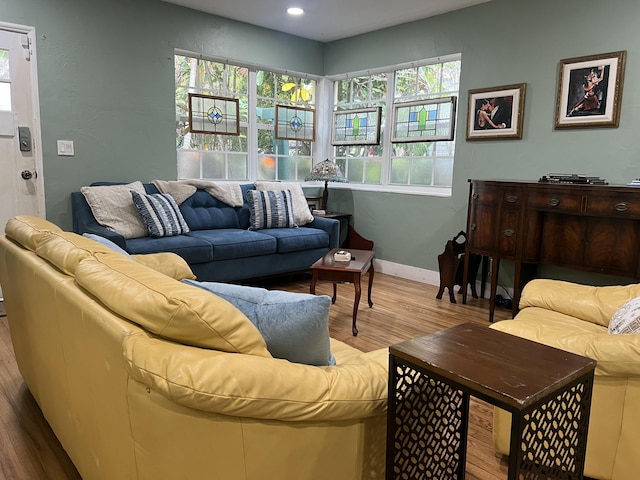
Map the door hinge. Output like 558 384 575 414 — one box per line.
21 35 31 61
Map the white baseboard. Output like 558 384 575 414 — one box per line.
373 258 491 298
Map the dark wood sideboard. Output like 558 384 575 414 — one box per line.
462 179 640 322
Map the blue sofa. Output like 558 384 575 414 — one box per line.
71 182 339 282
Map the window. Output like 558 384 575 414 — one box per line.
332 56 461 191
255 70 315 181
175 56 249 180
0 48 11 111
333 73 387 184
175 53 316 182
175 52 461 194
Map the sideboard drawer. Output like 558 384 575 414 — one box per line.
586 194 640 218
528 192 583 213
471 186 498 205
502 190 523 207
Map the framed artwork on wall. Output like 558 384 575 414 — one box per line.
391 96 456 143
555 50 626 129
466 83 526 141
188 93 240 136
275 104 316 141
332 107 381 145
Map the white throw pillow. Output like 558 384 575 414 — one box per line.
81 181 147 239
255 181 314 226
609 296 640 334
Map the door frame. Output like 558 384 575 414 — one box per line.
1 20 45 218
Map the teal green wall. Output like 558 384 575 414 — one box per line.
324 0 640 279
3 0 323 228
3 0 640 281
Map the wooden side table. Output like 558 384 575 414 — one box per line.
386 323 596 480
310 248 374 336
313 212 352 247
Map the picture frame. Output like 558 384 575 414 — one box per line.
332 107 382 145
555 50 626 129
466 83 526 141
188 93 240 136
306 196 322 211
275 104 316 141
391 96 456 143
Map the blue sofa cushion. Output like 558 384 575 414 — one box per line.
184 280 335 366
188 229 277 261
262 227 330 253
131 191 190 237
125 234 214 264
180 190 241 231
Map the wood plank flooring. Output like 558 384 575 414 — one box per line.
0 273 513 479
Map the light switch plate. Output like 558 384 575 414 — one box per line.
57 140 74 156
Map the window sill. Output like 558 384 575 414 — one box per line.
302 182 452 198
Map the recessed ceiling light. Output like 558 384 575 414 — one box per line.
287 7 304 16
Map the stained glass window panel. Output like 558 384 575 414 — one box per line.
392 97 456 142
275 105 315 141
332 107 381 145
189 93 240 136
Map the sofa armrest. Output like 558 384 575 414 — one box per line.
71 191 127 248
519 279 640 328
492 316 640 377
307 216 340 249
123 333 387 422
132 252 196 281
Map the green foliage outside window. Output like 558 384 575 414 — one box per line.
175 55 314 182
333 59 460 188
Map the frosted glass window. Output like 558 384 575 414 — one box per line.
0 83 11 111
0 49 11 111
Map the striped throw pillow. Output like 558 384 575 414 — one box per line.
247 189 298 230
131 191 190 237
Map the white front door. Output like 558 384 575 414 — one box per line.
0 23 44 299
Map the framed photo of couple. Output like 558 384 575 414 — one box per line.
466 83 526 141
555 50 626 129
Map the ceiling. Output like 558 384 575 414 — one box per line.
161 0 490 42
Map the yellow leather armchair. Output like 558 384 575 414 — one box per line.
491 279 640 480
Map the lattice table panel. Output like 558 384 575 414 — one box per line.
388 362 467 480
515 376 594 479
386 324 595 480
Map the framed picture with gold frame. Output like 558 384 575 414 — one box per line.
555 50 626 129
466 83 526 141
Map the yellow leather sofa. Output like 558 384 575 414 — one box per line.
0 215 388 480
491 279 640 480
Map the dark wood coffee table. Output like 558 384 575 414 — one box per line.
310 248 374 336
386 322 596 480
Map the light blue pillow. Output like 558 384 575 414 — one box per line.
83 233 131 256
184 279 335 366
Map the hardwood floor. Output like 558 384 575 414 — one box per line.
262 272 513 480
0 273 512 479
